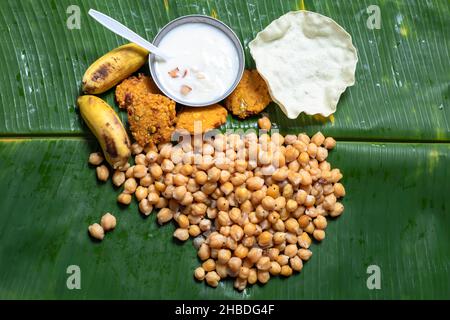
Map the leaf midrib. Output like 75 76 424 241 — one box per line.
0 134 449 144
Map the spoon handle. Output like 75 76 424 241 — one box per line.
88 9 170 60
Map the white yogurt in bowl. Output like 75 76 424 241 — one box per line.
149 15 245 106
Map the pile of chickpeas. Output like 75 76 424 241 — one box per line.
89 117 345 291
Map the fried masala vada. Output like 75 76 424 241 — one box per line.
176 104 228 134
225 69 272 119
127 93 176 147
115 74 161 109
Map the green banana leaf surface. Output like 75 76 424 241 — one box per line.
0 0 449 299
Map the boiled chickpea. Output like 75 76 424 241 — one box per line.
272 167 289 181
298 133 310 145
207 167 221 182
189 225 201 237
117 193 132 205
307 143 318 158
100 213 116 231
202 258 216 272
132 164 147 179
217 249 232 264
134 154 147 166
298 232 312 249
274 197 286 211
88 223 104 240
298 151 309 164
135 186 148 201
298 248 313 261
284 244 298 258
234 244 249 259
258 231 273 247
199 219 211 232
256 256 271 271
230 223 244 240
285 218 299 234
194 267 206 281
323 137 336 149
250 190 265 206
157 208 173 224
330 168 343 183
272 232 286 245
313 215 327 229
125 166 134 179
96 165 109 181
258 116 271 130
205 271 220 287
217 211 231 226
219 182 234 196
242 236 256 248
112 171 126 187
270 261 281 275
330 202 344 217
298 214 311 229
145 150 158 163
267 248 279 261
280 265 293 277
209 233 226 249
304 221 315 234
175 214 189 229
194 171 208 185
285 146 300 163
310 132 325 146
191 203 207 216
235 187 250 204
290 256 303 272
198 243 211 261
266 185 280 199
272 219 285 232
286 199 298 213
228 257 242 273
89 152 104 166
323 193 336 211
139 199 153 216
276 255 289 266
257 270 270 284
246 176 264 191
282 184 294 199
215 263 228 279
333 182 346 198
316 147 328 162
162 185 175 199
304 194 316 207
313 229 326 241
261 196 276 211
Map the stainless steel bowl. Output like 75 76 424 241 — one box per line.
149 15 245 107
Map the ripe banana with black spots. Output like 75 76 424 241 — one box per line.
82 43 149 94
78 95 131 169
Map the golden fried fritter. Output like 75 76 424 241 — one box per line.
115 74 161 109
127 94 176 147
225 69 272 119
176 104 228 135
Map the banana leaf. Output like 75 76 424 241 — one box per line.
0 0 448 140
0 139 448 299
0 0 449 300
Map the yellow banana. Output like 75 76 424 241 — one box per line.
82 43 149 94
78 95 131 169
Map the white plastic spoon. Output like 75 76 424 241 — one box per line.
88 9 171 60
